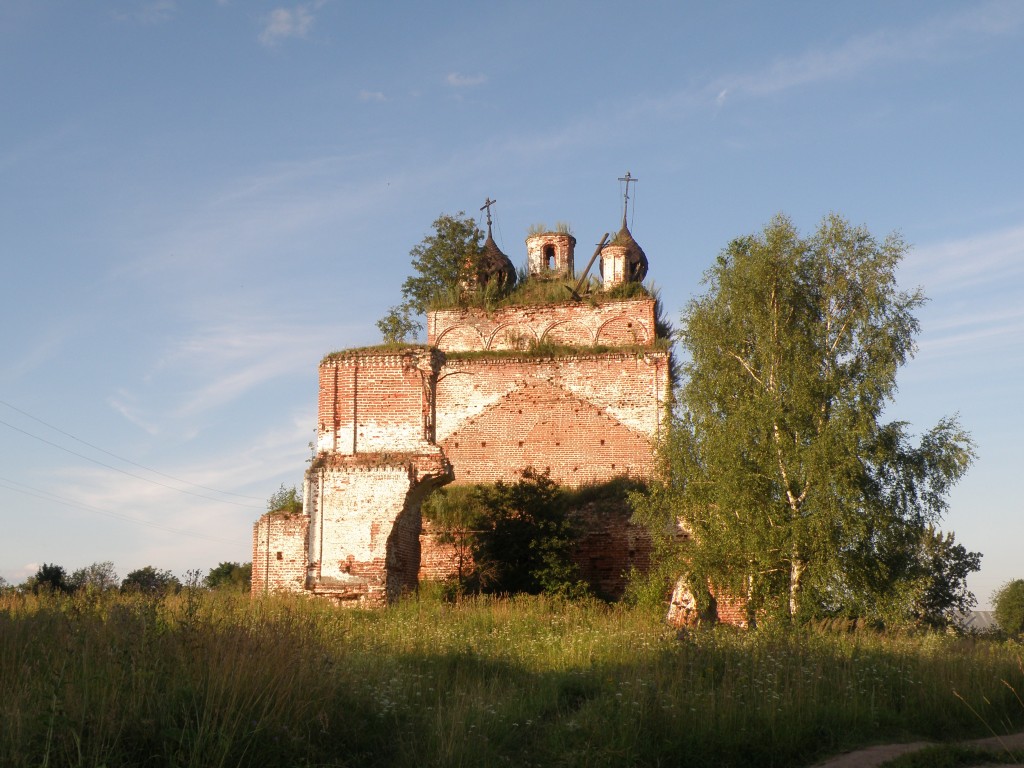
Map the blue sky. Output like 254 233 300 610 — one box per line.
1 1 1021 607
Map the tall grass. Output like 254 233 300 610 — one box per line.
1 589 1021 767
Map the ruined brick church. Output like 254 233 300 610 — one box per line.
252 181 674 604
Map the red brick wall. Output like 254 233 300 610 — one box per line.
570 501 653 600
316 347 442 454
429 298 657 352
435 352 669 487
715 593 749 627
252 513 309 594
418 519 477 582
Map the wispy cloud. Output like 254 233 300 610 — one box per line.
446 72 487 88
137 322 341 427
358 90 386 102
903 223 1024 296
259 1 324 47
42 413 314 563
113 0 176 25
1 320 80 385
711 1 1024 105
106 393 161 436
900 223 1024 364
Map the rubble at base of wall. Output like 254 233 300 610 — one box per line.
666 576 750 629
310 582 386 606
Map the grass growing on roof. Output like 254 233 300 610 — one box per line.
427 275 656 313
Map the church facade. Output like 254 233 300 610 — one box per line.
252 193 674 604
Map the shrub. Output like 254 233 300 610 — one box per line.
472 468 588 598
205 562 253 591
121 566 181 594
993 579 1024 636
267 483 302 514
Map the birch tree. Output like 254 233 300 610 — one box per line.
637 214 975 622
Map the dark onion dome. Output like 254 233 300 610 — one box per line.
612 223 648 283
477 231 517 289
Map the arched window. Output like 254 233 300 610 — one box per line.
543 244 555 270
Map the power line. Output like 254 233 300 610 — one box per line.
0 417 262 510
0 399 263 501
0 474 240 545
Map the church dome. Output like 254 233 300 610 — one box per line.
609 223 648 283
478 231 517 289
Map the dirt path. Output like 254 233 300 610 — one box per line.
812 730 1024 768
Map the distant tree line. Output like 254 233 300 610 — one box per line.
2 561 252 596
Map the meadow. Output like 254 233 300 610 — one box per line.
1 588 1021 768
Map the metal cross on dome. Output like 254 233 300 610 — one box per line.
618 171 638 227
480 196 497 232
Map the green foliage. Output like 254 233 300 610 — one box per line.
425 477 646 600
377 212 487 340
69 561 119 593
993 579 1024 636
820 524 981 629
403 212 485 314
906 527 981 627
204 561 253 591
121 565 181 594
267 483 302 514
910 527 981 626
376 305 422 344
472 469 588 598
29 563 70 595
422 486 488 597
443 340 672 364
634 214 976 623
422 485 486 530
526 222 572 235
2 591 1023 768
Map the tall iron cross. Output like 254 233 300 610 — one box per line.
480 197 497 228
618 172 638 222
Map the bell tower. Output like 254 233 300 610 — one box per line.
526 229 576 279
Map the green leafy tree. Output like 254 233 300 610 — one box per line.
377 212 485 342
121 566 181 594
69 561 119 593
830 524 980 627
267 483 302 514
204 561 253 591
472 468 588 598
29 563 71 595
634 214 974 622
376 307 422 345
422 486 487 596
992 579 1024 636
911 527 981 626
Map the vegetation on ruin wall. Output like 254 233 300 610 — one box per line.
321 337 674 363
376 211 676 343
431 273 655 312
322 334 675 369
441 337 674 361
2 589 1022 768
